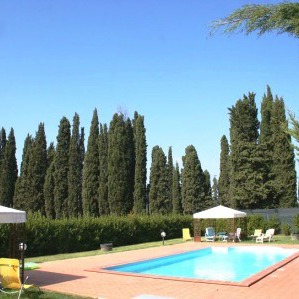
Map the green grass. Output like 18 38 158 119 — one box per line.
3 235 298 299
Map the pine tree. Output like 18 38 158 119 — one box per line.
27 123 47 213
44 143 56 219
68 113 83 217
0 128 7 204
218 135 230 206
172 162 182 214
181 145 205 214
133 113 147 214
0 128 18 207
108 113 134 215
271 97 297 207
98 123 109 215
54 117 70 218
148 146 170 214
13 134 33 210
82 109 100 216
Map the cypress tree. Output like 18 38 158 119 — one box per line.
229 93 261 209
167 146 174 210
212 176 219 205
27 123 47 213
218 135 230 206
44 143 56 219
148 146 170 214
108 113 134 215
98 123 109 215
82 109 100 216
68 113 82 217
0 128 7 204
54 117 71 218
181 145 205 214
133 113 147 214
0 128 18 207
172 162 182 214
78 127 85 216
13 134 33 210
203 170 212 208
271 97 297 207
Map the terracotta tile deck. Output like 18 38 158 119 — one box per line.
27 242 299 299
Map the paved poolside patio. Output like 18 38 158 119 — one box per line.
27 242 299 299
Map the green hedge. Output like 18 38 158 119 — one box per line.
0 213 193 257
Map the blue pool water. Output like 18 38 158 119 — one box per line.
105 246 298 282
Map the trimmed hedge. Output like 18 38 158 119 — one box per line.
0 213 193 257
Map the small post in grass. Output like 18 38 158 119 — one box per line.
161 230 166 245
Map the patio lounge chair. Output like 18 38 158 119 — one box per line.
0 258 38 299
250 229 263 241
256 229 275 243
182 228 193 241
205 227 216 242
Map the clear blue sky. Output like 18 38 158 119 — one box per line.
1 0 298 178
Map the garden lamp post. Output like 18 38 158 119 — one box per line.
19 242 27 284
161 230 166 245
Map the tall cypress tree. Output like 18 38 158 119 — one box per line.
0 128 18 207
212 176 219 205
181 145 205 214
82 109 100 217
271 97 297 207
108 113 134 215
54 117 71 218
0 128 7 181
13 134 33 210
229 93 261 209
68 113 82 217
133 113 147 214
78 127 85 216
218 135 230 206
44 143 56 219
27 123 47 213
167 146 174 211
203 170 212 208
98 123 109 215
172 162 182 214
148 146 170 214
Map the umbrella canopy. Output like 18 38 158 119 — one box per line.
193 205 246 219
0 205 26 223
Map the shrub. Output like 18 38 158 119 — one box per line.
281 222 291 236
247 214 266 236
265 215 281 234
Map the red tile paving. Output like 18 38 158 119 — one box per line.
27 242 299 299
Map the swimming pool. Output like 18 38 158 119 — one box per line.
102 246 299 286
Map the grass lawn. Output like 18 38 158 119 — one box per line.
3 235 298 298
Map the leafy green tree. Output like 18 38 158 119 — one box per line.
211 2 299 38
13 134 33 210
271 97 297 207
288 112 299 157
0 128 7 180
172 162 182 214
68 113 83 217
181 145 205 214
133 113 147 214
108 113 134 215
54 117 71 218
98 123 109 215
148 146 170 214
0 128 18 207
218 135 230 206
82 109 100 217
44 143 56 219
